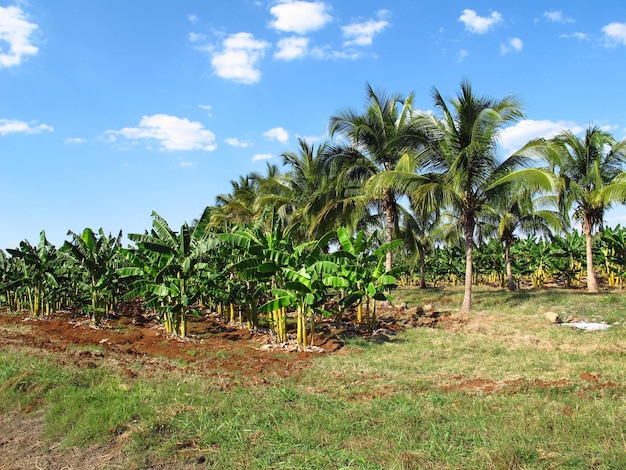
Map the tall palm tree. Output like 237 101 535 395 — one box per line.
212 172 265 227
326 83 426 271
373 80 551 312
418 81 557 312
541 126 626 292
269 138 333 241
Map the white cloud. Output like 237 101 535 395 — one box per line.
187 14 199 24
0 119 52 135
500 37 523 55
188 32 206 43
0 6 39 67
457 49 468 62
210 32 269 84
542 11 574 23
274 36 309 60
225 137 251 148
603 22 626 46
499 119 584 155
263 127 289 143
310 46 361 60
341 10 390 47
559 32 588 40
180 161 194 167
269 1 332 34
198 104 213 117
106 114 217 151
459 9 502 34
252 153 273 162
65 137 85 144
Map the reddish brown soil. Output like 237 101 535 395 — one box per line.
0 301 441 384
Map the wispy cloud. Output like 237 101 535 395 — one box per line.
106 114 217 151
0 5 39 67
0 119 52 135
274 36 309 60
459 9 502 34
457 49 468 62
559 32 588 40
64 137 85 144
542 11 574 24
500 37 523 55
603 22 626 46
208 32 269 84
225 137 252 148
263 127 289 143
252 153 273 162
341 10 390 47
269 1 333 34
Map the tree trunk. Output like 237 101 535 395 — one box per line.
461 212 474 314
585 228 599 293
419 259 427 289
505 241 517 291
383 189 396 272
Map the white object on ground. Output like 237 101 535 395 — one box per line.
562 322 612 331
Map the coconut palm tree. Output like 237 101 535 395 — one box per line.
541 126 626 292
326 83 426 271
370 80 552 312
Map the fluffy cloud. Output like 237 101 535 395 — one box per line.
106 114 217 151
342 10 390 47
274 36 309 60
0 119 52 135
263 127 289 143
459 9 502 34
603 22 626 46
225 137 251 148
210 32 269 84
252 153 273 162
269 1 332 34
0 6 39 67
542 11 574 23
498 119 584 155
500 37 523 55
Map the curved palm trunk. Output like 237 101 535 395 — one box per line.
505 241 517 291
584 229 599 293
383 189 396 272
461 211 475 314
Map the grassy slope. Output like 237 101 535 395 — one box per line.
2 286 626 469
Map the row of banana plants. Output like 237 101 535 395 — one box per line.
0 209 399 350
399 226 626 289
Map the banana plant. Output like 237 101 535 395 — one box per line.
598 225 626 286
61 228 123 325
332 227 400 330
6 231 61 317
119 208 215 337
259 231 337 350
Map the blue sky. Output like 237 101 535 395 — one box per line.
1 0 626 249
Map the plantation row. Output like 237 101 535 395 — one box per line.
2 205 626 345
409 225 626 289
0 209 399 350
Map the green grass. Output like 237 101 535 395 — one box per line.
2 286 626 468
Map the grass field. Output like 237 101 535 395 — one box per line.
1 286 626 469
